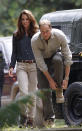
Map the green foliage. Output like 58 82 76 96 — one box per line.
0 90 44 128
0 95 33 127
0 0 82 36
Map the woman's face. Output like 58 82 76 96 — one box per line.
21 14 30 30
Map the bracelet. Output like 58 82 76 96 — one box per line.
64 76 69 81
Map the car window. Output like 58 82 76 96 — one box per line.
78 23 82 43
52 22 72 43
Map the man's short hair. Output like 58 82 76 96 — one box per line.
39 19 51 27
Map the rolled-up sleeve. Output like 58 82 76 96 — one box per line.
31 39 48 72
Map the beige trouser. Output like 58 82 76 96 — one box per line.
16 62 37 119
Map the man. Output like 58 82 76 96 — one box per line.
31 19 73 122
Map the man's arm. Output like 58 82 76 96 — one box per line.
64 65 70 80
43 71 57 90
31 38 48 71
58 30 72 89
62 65 70 89
32 41 57 90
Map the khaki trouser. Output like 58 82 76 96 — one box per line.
37 52 64 120
16 62 37 119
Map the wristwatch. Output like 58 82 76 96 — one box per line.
64 76 69 81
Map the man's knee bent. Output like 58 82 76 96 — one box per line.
52 53 63 65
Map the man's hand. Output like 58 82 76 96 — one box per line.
49 78 57 90
43 71 57 90
62 79 68 89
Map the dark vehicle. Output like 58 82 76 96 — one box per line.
41 9 82 126
0 36 19 106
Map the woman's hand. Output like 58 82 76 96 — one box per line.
9 68 14 77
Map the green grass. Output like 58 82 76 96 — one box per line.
0 90 82 130
54 119 68 128
1 119 82 130
0 119 67 130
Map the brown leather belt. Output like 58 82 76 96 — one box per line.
18 60 35 64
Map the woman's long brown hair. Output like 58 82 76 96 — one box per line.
15 9 38 38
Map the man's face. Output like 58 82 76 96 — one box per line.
40 25 51 40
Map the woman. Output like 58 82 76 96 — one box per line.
9 9 38 127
